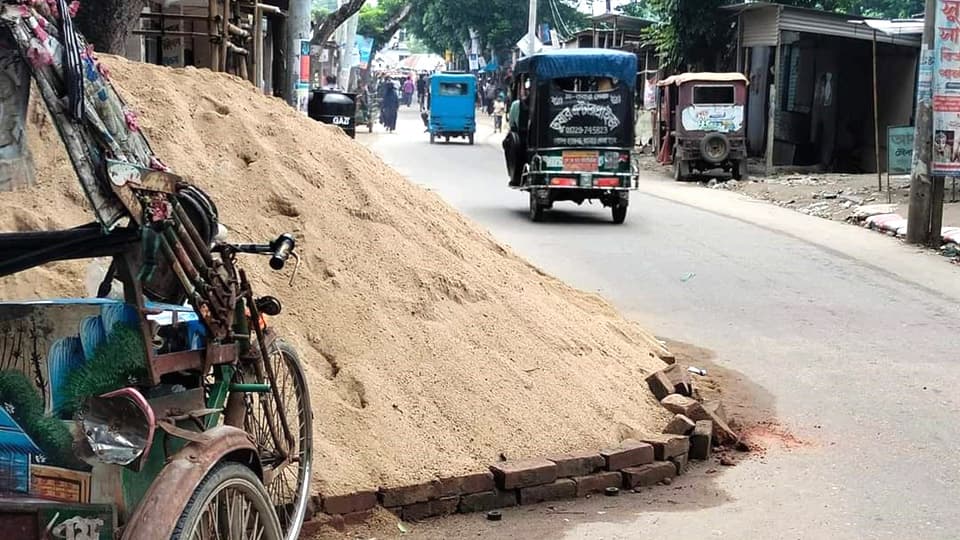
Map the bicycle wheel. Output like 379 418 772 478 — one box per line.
172 462 283 540
241 340 313 540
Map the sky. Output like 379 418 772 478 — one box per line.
577 0 632 16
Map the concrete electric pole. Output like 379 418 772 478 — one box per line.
285 0 312 111
906 0 944 246
528 0 537 57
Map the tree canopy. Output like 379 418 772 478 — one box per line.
620 0 925 72
405 0 586 61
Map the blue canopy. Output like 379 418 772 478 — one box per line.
515 48 638 88
483 57 500 72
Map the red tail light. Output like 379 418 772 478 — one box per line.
550 177 576 186
595 177 620 187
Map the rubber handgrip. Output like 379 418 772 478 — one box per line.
269 234 295 270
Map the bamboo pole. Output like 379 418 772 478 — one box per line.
208 0 220 70
872 29 882 192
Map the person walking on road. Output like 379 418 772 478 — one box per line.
381 81 400 132
402 77 415 107
493 94 505 133
416 74 427 108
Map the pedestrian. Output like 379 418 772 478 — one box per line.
402 77 415 107
322 75 338 90
381 80 400 132
485 82 497 116
493 93 505 133
416 74 427 108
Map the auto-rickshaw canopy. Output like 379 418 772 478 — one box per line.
658 72 749 87
515 48 638 88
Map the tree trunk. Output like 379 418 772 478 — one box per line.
74 0 148 55
311 0 367 46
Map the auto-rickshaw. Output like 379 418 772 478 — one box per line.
428 73 477 144
503 49 639 223
308 90 358 138
0 6 311 539
656 73 749 181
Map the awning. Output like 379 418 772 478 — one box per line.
659 72 748 87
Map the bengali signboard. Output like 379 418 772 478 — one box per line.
933 0 960 174
887 126 914 174
542 89 630 147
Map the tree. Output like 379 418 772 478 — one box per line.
622 0 925 72
312 0 367 45
357 0 414 56
74 0 149 55
406 0 585 62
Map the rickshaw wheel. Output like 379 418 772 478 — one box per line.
611 205 628 224
529 192 545 222
172 462 283 540
241 340 313 540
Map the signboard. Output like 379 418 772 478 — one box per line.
516 33 544 57
469 54 479 71
887 126 914 174
933 0 960 174
562 150 599 172
355 35 375 69
296 39 311 114
543 88 630 147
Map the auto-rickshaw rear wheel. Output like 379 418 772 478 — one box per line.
529 191 545 222
172 462 283 540
430 132 435 144
611 204 627 224
468 133 474 145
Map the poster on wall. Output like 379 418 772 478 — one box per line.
933 0 960 174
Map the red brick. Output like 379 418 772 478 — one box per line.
457 490 518 513
690 420 713 460
669 452 689 475
600 441 654 471
572 472 622 497
546 451 604 478
401 496 460 521
379 481 439 507
490 459 557 490
622 462 676 489
704 407 740 446
439 472 495 496
660 394 703 417
703 400 727 423
645 370 674 401
660 364 693 396
519 479 576 505
640 434 690 460
662 414 696 435
321 490 378 514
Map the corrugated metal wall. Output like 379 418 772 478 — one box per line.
741 8 780 47
779 9 920 46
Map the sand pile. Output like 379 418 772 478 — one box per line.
0 57 671 495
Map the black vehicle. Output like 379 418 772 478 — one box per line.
503 48 638 224
308 90 357 138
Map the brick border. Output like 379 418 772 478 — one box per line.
302 348 740 532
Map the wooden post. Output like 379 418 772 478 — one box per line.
208 0 219 70
906 0 938 245
252 5 263 87
872 29 882 192
766 36 781 174
220 0 230 72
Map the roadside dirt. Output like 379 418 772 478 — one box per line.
0 57 674 495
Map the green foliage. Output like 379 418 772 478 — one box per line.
406 0 586 59
622 0 924 72
312 0 338 20
59 324 147 418
0 370 76 467
358 0 408 55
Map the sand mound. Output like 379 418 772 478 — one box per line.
0 57 670 495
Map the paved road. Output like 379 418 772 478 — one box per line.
361 109 960 539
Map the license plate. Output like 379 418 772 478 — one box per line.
562 150 599 172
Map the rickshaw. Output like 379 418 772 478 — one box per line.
428 73 477 145
503 49 639 223
355 88 377 133
656 73 749 181
309 90 358 138
0 5 311 539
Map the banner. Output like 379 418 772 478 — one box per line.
887 126 914 174
355 35 375 69
933 0 960 174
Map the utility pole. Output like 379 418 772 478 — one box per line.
907 0 940 245
528 0 537 57
285 0 312 111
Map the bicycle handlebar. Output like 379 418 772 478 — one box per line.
221 233 296 270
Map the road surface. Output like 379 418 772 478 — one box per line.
360 108 960 539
